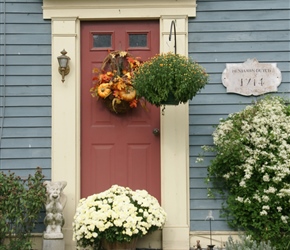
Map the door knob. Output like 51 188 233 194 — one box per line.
152 128 160 136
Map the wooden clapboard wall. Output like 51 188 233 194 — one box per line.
0 0 51 180
189 0 290 231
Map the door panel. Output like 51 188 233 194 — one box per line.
81 21 160 201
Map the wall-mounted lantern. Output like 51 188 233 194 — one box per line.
57 49 70 83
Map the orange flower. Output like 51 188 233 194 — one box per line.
113 77 126 90
123 72 132 79
127 57 141 69
100 73 112 83
113 90 121 98
129 99 138 108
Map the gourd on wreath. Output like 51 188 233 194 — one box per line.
133 52 209 107
90 50 141 114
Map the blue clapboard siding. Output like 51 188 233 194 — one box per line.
0 0 51 181
189 0 290 231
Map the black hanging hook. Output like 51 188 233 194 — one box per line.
169 20 177 54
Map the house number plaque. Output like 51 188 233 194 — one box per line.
222 58 282 96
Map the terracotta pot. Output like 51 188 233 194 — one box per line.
101 238 138 250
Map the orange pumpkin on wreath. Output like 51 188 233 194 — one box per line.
90 50 142 114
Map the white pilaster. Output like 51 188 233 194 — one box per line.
51 17 80 249
160 16 190 250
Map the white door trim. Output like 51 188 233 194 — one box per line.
43 2 195 249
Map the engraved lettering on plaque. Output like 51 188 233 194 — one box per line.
222 58 282 96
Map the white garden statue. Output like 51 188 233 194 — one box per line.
43 181 67 239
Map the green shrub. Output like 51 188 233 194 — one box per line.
0 167 46 250
224 235 275 250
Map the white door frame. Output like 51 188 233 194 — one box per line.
43 1 196 249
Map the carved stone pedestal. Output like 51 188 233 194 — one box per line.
43 238 65 250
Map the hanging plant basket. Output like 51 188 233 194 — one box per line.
133 52 209 107
90 50 141 114
159 92 180 106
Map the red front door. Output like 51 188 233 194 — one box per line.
81 21 160 201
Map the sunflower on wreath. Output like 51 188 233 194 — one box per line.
90 50 142 114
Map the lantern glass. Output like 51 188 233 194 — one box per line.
58 57 68 68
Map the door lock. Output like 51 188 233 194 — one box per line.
152 128 160 136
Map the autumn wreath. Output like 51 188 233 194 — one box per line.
90 51 142 114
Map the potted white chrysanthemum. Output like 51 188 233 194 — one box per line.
72 185 167 250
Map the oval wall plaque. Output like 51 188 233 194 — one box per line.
222 58 282 96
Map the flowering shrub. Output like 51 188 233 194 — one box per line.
72 185 166 249
203 96 290 249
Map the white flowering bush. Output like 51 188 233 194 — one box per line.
72 185 167 249
203 96 290 250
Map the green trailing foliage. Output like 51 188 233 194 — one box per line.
0 167 46 250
